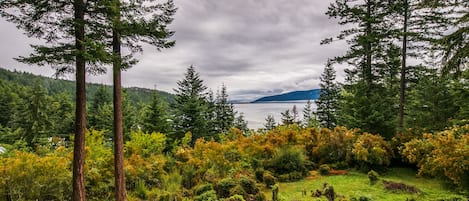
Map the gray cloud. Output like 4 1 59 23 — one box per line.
0 0 347 101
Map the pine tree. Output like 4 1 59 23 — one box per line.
101 0 176 198
173 66 210 144
264 115 277 130
388 0 449 130
420 0 468 76
50 92 75 136
406 69 458 132
0 80 19 127
322 0 409 136
451 69 469 124
281 109 295 126
11 83 51 146
322 0 393 85
140 92 172 134
88 85 111 128
303 100 319 128
214 84 235 133
234 112 249 134
316 64 340 129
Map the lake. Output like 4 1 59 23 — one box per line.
233 101 315 129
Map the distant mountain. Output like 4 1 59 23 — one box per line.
252 89 320 103
0 68 175 104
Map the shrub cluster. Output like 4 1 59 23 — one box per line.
0 124 467 199
401 125 469 189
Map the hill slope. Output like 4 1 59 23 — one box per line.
0 68 174 104
253 89 320 103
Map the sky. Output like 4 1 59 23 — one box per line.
0 0 348 101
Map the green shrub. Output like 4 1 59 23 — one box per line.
367 170 379 185
266 147 307 177
215 177 237 198
319 164 331 175
194 190 218 201
288 171 304 181
330 161 348 170
254 193 266 201
134 180 148 199
255 168 264 182
262 171 277 187
194 183 214 196
226 194 246 201
240 176 258 195
230 185 247 198
182 166 199 189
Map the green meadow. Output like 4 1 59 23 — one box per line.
264 168 467 201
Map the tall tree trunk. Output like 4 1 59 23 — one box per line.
72 0 86 200
365 1 373 85
399 0 408 130
112 1 126 199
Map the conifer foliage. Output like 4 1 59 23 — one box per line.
173 66 211 143
316 63 340 129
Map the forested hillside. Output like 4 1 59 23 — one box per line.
0 68 174 104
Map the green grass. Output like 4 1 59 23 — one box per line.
263 168 467 201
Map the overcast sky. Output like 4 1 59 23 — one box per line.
0 0 348 101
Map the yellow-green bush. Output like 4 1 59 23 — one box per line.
0 151 72 200
352 133 393 170
402 125 469 190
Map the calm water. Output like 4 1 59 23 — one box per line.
234 101 316 129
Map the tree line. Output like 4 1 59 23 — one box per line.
312 0 468 138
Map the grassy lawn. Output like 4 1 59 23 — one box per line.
262 168 467 201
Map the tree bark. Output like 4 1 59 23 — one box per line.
72 0 86 200
112 2 126 199
399 0 408 130
365 1 373 85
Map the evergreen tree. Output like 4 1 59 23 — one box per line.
173 66 210 144
0 80 19 127
88 85 111 128
11 83 51 146
264 115 277 130
451 69 469 124
303 100 319 128
322 0 393 85
406 69 458 131
50 92 75 136
234 112 249 134
140 92 172 134
316 63 340 129
339 82 396 138
388 0 449 129
291 105 300 124
421 0 468 76
281 109 295 126
323 0 403 136
205 90 217 136
100 0 176 198
91 91 137 138
214 84 235 133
